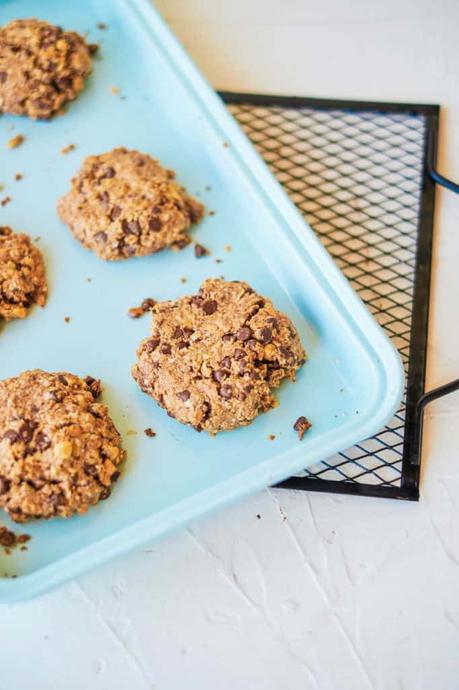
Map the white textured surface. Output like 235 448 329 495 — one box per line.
2 1 459 688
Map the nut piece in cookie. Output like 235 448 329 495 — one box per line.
0 226 47 321
132 279 307 434
0 370 125 522
0 18 94 119
57 147 205 261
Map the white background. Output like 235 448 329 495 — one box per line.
2 1 459 688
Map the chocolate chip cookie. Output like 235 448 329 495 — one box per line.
0 370 125 522
0 226 47 321
132 279 306 434
57 147 205 260
0 19 94 119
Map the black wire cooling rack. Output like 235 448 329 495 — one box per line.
220 92 459 501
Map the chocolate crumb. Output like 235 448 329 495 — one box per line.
256 513 261 519
293 416 312 440
97 22 108 30
14 173 23 181
0 526 30 551
205 185 212 191
86 277 92 282
1 196 12 206
180 277 188 284
7 134 24 149
141 297 157 312
268 434 276 441
144 427 156 437
64 316 71 323
194 243 209 258
208 211 216 216
61 143 75 155
215 258 223 264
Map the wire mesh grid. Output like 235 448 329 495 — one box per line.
226 100 426 490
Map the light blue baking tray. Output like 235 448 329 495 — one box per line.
0 0 403 602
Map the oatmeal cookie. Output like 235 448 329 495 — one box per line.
57 147 205 260
132 279 306 433
0 226 47 321
0 370 125 522
0 18 94 119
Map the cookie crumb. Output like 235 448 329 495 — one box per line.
0 526 31 551
128 306 144 319
0 184 3 192
64 316 71 323
194 243 209 258
256 514 261 519
268 434 276 441
14 173 23 181
215 258 223 264
126 429 138 436
1 196 12 206
7 134 24 149
61 144 76 155
86 277 92 282
208 210 216 216
223 142 230 148
34 236 41 242
97 22 108 30
205 185 212 191
224 244 232 252
293 416 311 440
144 427 156 438
180 277 188 284
110 85 120 95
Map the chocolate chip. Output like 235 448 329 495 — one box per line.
141 298 156 311
111 471 121 482
248 339 258 351
122 219 141 235
280 346 294 360
212 370 225 383
58 375 68 386
100 487 111 500
95 231 107 243
237 326 252 341
19 423 33 443
293 416 312 440
183 327 194 337
194 243 209 258
56 76 72 90
260 327 272 344
110 205 122 220
145 337 160 352
36 433 51 451
0 477 10 495
84 376 101 398
0 72 7 83
222 333 234 342
177 390 190 401
219 384 233 399
173 326 184 339
84 463 98 477
3 430 18 443
267 317 279 329
233 349 246 360
0 528 16 548
148 216 162 232
177 340 188 349
102 166 115 179
144 428 156 438
161 344 172 355
202 300 218 315
48 390 62 402
250 370 260 381
220 356 231 370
